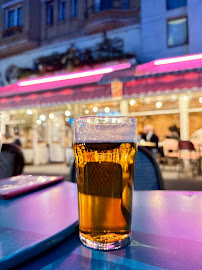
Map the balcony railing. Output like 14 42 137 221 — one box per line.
2 26 23 38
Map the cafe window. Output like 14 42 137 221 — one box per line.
71 0 77 18
4 6 23 30
167 0 187 10
46 1 54 25
167 17 188 47
58 0 66 21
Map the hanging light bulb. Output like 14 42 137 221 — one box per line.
49 113 54 119
104 107 110 113
156 101 162 109
130 100 135 106
65 110 71 116
93 106 98 113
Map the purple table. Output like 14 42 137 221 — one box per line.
0 182 78 269
14 189 202 270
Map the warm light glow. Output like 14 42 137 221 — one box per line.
85 109 89 114
65 110 71 116
130 100 135 106
183 95 188 101
36 119 41 125
93 106 98 113
18 63 131 87
199 97 202 103
154 54 202 65
49 113 54 119
39 114 46 121
26 109 32 115
105 107 110 113
156 101 162 108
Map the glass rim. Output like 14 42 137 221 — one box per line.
74 116 137 121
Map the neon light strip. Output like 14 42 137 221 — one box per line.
154 54 202 65
18 63 131 87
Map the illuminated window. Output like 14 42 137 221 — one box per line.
167 17 188 47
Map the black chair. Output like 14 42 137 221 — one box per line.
0 143 25 179
69 145 164 190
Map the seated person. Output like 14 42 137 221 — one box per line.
141 124 159 158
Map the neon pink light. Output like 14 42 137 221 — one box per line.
154 54 202 65
18 63 131 87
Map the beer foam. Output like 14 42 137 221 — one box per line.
74 117 137 143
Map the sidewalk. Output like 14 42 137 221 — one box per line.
24 163 70 181
23 163 202 191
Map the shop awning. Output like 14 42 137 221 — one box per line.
135 54 202 77
0 84 111 110
124 71 202 97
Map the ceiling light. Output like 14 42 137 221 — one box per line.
156 101 162 108
36 119 41 125
199 97 202 103
85 109 89 114
18 63 131 87
104 107 110 113
26 109 32 115
183 95 188 101
65 110 71 116
39 114 46 121
154 53 202 65
130 100 135 106
93 106 98 113
49 113 54 119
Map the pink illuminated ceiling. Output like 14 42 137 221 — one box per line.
135 53 202 77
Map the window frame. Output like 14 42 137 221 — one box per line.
167 16 189 48
4 4 23 30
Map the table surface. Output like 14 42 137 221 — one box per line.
0 182 78 269
13 188 202 270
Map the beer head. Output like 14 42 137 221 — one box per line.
74 117 137 143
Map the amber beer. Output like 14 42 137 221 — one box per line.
74 141 137 248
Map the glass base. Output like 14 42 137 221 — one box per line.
79 232 131 250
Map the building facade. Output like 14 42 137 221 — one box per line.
0 0 140 85
0 0 201 165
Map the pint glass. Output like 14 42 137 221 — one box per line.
74 117 137 250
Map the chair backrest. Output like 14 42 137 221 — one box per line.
0 143 25 179
134 146 164 190
179 141 195 151
163 138 179 156
69 146 164 190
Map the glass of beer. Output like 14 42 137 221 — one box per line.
74 116 137 250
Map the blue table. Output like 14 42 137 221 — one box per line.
14 189 202 270
0 182 78 269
